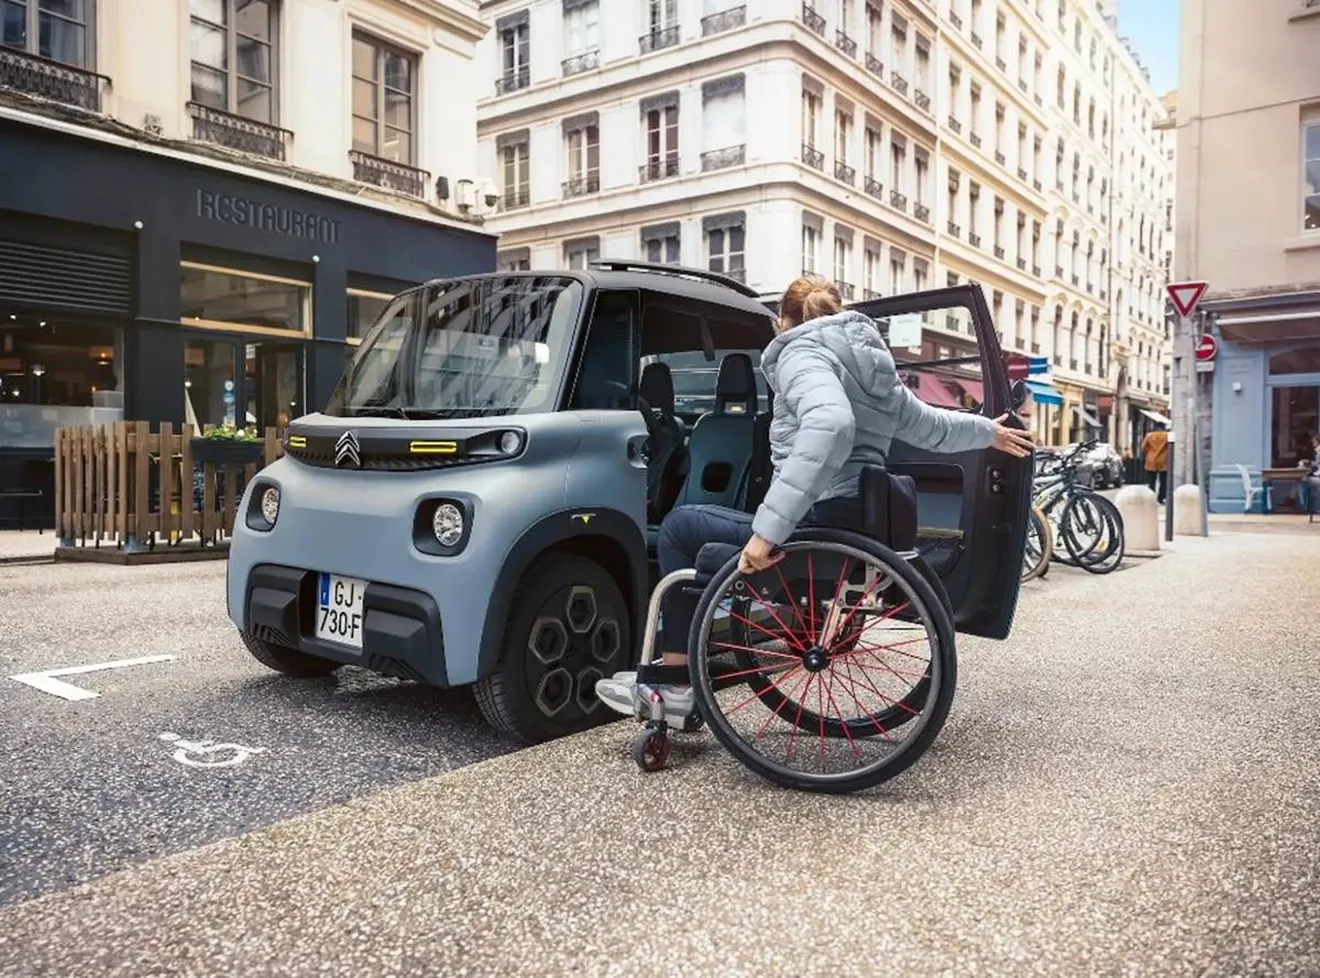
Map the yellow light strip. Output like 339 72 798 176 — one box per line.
287 435 307 448
409 440 458 455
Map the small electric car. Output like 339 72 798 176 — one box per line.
227 262 1031 745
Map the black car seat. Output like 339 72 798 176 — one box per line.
737 385 774 513
673 353 759 509
639 362 687 523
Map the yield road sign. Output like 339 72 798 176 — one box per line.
1195 333 1219 361
1167 281 1209 319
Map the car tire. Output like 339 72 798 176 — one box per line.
475 553 632 745
240 629 339 678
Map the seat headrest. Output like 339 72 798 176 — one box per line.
714 353 758 415
639 361 675 415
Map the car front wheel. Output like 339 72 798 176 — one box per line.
474 553 632 745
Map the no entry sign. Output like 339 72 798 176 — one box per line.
1195 333 1219 361
1166 280 1209 319
1004 354 1030 381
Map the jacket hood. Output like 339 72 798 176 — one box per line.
761 309 898 393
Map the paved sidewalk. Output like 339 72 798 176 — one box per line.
0 531 54 562
1 533 1318 978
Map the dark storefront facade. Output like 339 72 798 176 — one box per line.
0 119 496 529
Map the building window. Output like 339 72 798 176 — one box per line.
701 75 746 168
497 251 531 272
0 320 123 448
801 88 821 148
564 0 600 60
497 15 530 92
707 222 746 281
863 247 880 295
643 0 678 45
835 108 852 165
644 104 679 179
833 235 851 287
346 289 395 341
180 262 310 334
913 261 927 292
645 233 680 265
2 0 93 66
890 139 906 193
351 32 416 164
565 121 601 195
889 252 905 294
1304 122 1320 231
189 0 276 123
565 238 600 269
802 223 821 272
500 139 530 207
864 126 882 183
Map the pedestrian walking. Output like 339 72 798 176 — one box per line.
1141 423 1169 504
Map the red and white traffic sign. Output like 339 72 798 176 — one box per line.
1004 354 1030 381
1195 333 1219 361
1166 280 1209 319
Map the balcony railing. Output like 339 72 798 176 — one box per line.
969 132 982 148
1034 93 1043 106
702 5 746 35
1055 265 1064 277
863 288 881 300
1018 79 1028 93
1055 179 1065 191
947 314 960 330
950 11 963 28
914 203 931 223
971 31 982 48
995 150 1006 165
835 161 856 185
640 26 680 54
802 143 825 169
188 102 291 161
1031 342 1041 353
0 47 109 112
562 49 600 76
639 157 680 182
495 67 530 95
1069 358 1078 370
890 190 908 212
838 281 856 300
915 89 931 112
1071 274 1079 286
562 172 602 197
996 56 1007 71
1033 178 1042 192
1033 265 1041 276
1054 355 1063 366
350 151 429 198
502 188 530 209
1016 257 1027 270
701 144 746 171
891 71 909 95
836 30 857 56
1017 166 1027 180
994 245 1005 259
948 222 961 238
866 53 884 75
948 116 962 133
969 232 982 247
864 176 884 199
802 3 826 35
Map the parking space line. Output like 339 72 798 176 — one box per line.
9 655 177 701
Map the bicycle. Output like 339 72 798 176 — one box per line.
1033 440 1125 575
1021 503 1053 582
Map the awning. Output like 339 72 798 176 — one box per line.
910 372 963 409
1140 408 1170 426
1023 379 1064 406
1072 404 1102 428
950 376 984 406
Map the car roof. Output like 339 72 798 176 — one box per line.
424 262 776 321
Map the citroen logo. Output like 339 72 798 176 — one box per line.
335 430 362 468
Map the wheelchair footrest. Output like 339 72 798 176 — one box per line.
636 663 688 685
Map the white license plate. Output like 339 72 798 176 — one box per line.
316 573 366 649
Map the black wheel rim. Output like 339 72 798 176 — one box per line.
524 583 625 722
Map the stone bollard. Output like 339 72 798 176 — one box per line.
1173 483 1207 536
1115 485 1161 553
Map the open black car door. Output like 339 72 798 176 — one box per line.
841 285 1032 640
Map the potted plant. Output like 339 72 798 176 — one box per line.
190 424 264 466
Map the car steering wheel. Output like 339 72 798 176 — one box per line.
601 380 662 445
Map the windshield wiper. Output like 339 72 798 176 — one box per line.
346 406 409 418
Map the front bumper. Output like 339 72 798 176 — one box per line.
245 564 447 684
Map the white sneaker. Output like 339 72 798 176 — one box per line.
595 671 696 727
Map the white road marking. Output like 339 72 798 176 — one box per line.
158 732 264 768
9 655 177 701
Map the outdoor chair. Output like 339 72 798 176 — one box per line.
1234 464 1269 514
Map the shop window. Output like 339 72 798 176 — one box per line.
1271 385 1319 468
184 339 237 429
351 30 417 165
1268 346 1320 376
347 289 394 341
180 262 310 333
189 0 278 124
1304 121 1320 232
0 320 123 448
2 0 93 68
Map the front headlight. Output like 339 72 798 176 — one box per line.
498 430 523 456
432 502 464 547
260 486 281 526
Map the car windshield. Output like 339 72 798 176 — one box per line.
328 276 584 419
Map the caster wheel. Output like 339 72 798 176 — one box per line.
632 729 671 772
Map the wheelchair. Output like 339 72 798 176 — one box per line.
625 466 958 795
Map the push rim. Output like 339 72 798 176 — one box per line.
693 540 943 788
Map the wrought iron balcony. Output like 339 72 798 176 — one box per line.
801 3 826 35
969 132 981 148
495 68 530 95
1033 265 1041 276
640 157 680 182
890 190 908 212
801 143 825 170
948 221 961 238
948 116 962 133
864 176 884 199
701 144 746 171
969 232 982 247
994 245 1005 259
1017 166 1028 180
1071 273 1079 286
562 172 601 197
701 5 746 35
188 102 291 161
1055 179 1065 191
1085 362 1093 375
640 26 680 54
995 150 1006 165
0 47 109 112
1034 178 1042 191
1015 337 1025 349
996 56 1007 71
1031 342 1040 353
836 30 857 56
891 71 909 95
1018 79 1028 93
863 289 881 300
914 203 931 223
349 151 429 198
947 314 960 330
502 188 530 209
1053 354 1063 366
834 161 856 185
915 89 932 113
866 53 884 75
1034 93 1043 106
838 281 856 300
562 49 599 76
971 31 982 48
1016 257 1027 270
950 11 963 28
1055 265 1064 277
1069 358 1078 369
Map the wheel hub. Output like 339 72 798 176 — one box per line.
802 646 830 672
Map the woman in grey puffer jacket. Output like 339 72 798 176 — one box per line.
596 274 1035 725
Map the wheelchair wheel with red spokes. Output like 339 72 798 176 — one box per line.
689 527 956 794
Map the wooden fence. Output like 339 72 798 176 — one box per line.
53 422 285 553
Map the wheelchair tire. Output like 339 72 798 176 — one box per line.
688 527 957 795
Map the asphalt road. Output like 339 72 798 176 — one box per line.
0 559 514 908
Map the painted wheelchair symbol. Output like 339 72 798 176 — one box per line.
158 732 265 768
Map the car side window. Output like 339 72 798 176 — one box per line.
571 290 638 410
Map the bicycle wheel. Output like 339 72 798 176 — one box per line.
1021 503 1053 582
689 528 956 795
1060 493 1125 574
